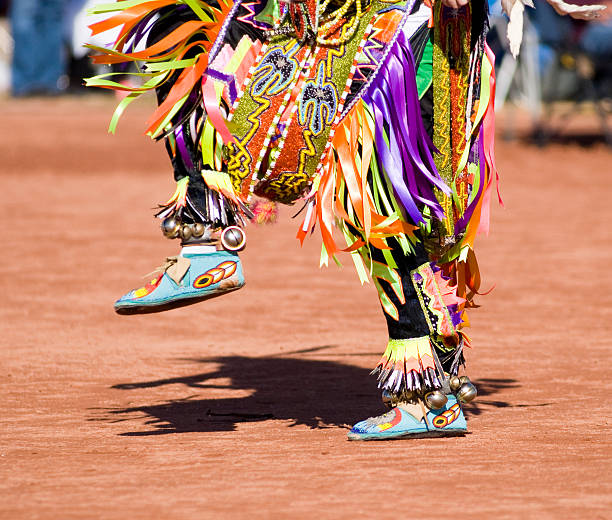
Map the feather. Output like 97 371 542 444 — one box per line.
502 0 606 58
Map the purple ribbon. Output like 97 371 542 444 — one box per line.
175 126 195 170
362 26 449 226
206 67 238 103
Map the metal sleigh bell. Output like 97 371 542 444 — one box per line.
449 376 462 392
221 226 246 251
179 224 192 241
424 390 448 410
192 223 205 238
161 216 181 238
455 376 478 404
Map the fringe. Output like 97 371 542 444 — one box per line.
299 17 451 273
155 174 251 226
86 0 235 139
87 0 261 225
370 337 442 393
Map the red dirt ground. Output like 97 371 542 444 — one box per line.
1 95 611 519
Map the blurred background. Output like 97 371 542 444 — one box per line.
0 0 120 96
488 0 612 145
0 0 610 144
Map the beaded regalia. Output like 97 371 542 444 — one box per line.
88 0 499 438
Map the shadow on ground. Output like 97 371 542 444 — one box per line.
90 347 524 436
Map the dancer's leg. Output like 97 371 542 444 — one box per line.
112 7 265 314
347 239 472 440
346 0 488 439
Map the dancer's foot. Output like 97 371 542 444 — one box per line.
114 247 244 315
347 394 467 440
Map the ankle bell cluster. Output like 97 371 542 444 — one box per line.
382 375 477 411
160 216 246 252
161 216 208 241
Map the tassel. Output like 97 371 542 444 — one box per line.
250 200 279 225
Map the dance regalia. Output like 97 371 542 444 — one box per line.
88 0 499 438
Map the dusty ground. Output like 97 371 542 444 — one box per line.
1 95 611 519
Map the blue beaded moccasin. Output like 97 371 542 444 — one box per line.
114 249 244 315
347 394 467 441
